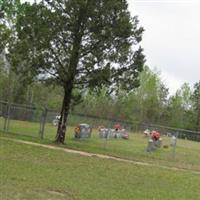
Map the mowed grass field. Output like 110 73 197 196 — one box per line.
1 139 200 200
0 118 200 199
1 118 200 171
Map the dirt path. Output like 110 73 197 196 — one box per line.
1 137 200 175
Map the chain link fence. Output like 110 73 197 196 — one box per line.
0 100 200 141
0 101 45 139
136 123 200 141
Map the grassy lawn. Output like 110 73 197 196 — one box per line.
1 119 200 172
0 117 4 131
1 139 200 200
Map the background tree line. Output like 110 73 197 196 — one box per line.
1 59 199 131
75 66 200 131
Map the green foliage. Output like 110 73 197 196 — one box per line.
31 83 63 109
9 0 145 91
132 66 168 123
76 66 169 123
191 81 200 131
0 55 63 107
0 0 20 53
3 0 145 142
0 56 8 99
74 67 199 131
167 83 197 130
0 24 11 53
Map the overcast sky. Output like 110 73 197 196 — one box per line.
128 0 200 94
23 0 200 94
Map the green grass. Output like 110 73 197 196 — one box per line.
1 139 200 200
0 116 4 130
1 119 200 172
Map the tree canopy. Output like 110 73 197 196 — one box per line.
192 81 200 130
3 0 145 143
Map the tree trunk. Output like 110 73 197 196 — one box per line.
55 82 73 143
55 3 86 143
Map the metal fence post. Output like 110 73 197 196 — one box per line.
171 134 177 159
6 103 11 132
39 107 47 139
3 103 7 133
3 102 11 133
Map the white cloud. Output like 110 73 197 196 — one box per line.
161 70 184 94
128 0 200 93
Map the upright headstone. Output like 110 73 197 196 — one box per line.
155 138 162 148
146 139 156 152
121 129 129 139
171 135 177 147
147 130 162 152
74 124 92 139
144 129 151 137
171 135 177 159
99 128 110 139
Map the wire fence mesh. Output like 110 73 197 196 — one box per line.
0 101 44 139
0 100 200 142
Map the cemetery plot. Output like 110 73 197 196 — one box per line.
74 123 92 139
99 123 129 139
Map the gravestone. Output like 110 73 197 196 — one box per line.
171 135 177 159
171 135 177 147
146 131 162 152
99 128 129 139
99 128 109 139
155 138 162 148
146 139 156 152
74 123 92 139
144 129 151 137
52 115 60 126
